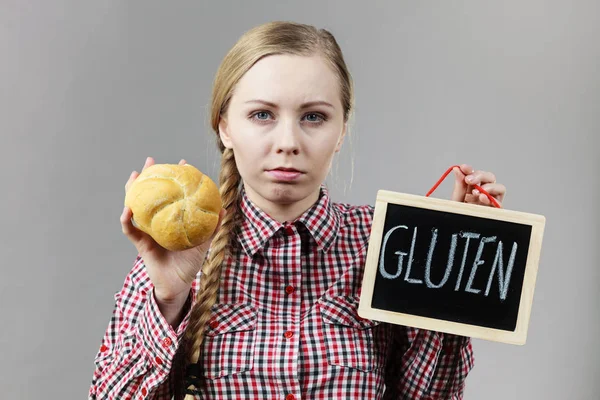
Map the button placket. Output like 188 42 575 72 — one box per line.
272 219 302 397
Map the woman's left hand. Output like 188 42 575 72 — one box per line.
451 164 506 207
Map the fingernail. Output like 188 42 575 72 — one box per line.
473 189 480 195
466 176 473 183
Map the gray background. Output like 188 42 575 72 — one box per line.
2 1 598 398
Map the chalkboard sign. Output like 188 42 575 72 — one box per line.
358 190 545 345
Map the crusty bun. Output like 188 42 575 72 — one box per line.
124 163 222 251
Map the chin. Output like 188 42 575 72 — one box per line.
266 182 305 204
244 177 321 207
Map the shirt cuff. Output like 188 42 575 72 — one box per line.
436 331 471 355
138 288 194 374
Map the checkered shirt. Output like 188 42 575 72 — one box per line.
89 184 474 399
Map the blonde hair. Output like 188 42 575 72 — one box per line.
176 21 354 399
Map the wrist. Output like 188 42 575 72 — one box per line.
155 285 192 304
153 288 192 328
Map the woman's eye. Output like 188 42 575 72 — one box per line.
248 111 272 123
256 112 270 120
303 113 326 123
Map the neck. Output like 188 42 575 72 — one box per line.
243 183 321 223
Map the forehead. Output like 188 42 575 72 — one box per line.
232 54 341 106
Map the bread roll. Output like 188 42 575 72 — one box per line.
124 163 222 251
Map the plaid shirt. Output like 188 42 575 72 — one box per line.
90 184 474 400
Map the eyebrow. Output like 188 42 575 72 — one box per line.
244 99 335 109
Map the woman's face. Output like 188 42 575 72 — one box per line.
219 54 347 217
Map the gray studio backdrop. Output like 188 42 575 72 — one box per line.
2 1 599 399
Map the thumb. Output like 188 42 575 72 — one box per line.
197 208 227 253
208 208 227 242
451 166 468 202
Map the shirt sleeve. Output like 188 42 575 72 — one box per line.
89 255 196 400
383 325 475 400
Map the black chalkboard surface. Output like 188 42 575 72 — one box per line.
358 190 545 345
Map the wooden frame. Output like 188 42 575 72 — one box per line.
358 190 546 345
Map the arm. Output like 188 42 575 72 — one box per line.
89 255 195 400
383 325 474 400
427 332 474 399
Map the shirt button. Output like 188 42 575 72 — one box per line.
141 387 148 396
100 345 108 352
284 226 294 235
285 394 295 400
155 356 163 365
284 330 294 339
285 285 295 294
162 337 172 347
209 320 219 329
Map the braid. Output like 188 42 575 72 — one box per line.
178 148 241 399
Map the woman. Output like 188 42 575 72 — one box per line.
90 21 505 400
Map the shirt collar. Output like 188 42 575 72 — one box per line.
236 183 340 257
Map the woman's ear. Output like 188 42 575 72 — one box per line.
218 118 233 149
335 122 347 153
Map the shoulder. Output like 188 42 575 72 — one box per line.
331 201 375 250
333 201 374 226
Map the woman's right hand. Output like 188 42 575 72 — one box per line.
120 156 225 307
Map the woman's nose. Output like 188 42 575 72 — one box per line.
275 119 300 155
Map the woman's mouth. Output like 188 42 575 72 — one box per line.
266 167 303 181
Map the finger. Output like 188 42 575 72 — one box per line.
477 183 506 197
470 190 502 207
120 206 145 247
451 166 469 202
458 164 475 176
464 194 479 203
481 192 503 207
199 208 227 252
473 184 506 206
478 193 491 205
125 170 140 192
465 170 496 186
480 191 503 207
178 158 187 165
142 156 155 172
